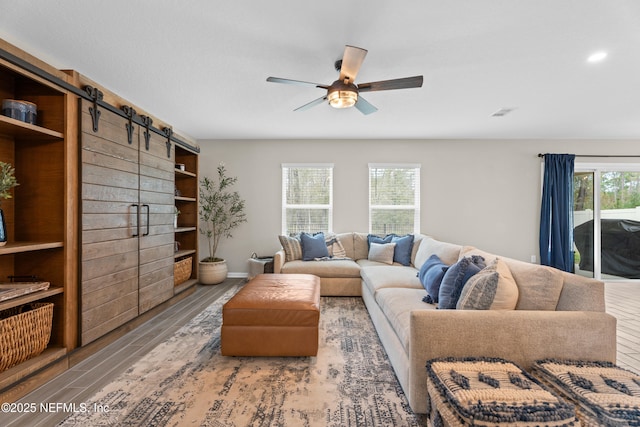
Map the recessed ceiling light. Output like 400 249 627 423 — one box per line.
587 51 608 63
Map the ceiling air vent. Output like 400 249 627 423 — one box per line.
491 107 516 117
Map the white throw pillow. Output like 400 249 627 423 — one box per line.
368 242 396 265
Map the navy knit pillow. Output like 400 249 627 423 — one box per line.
418 254 448 304
438 256 486 309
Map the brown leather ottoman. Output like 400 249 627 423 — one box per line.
221 274 321 356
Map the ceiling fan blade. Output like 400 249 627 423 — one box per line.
339 45 368 82
294 96 327 112
354 96 377 115
357 75 423 92
267 77 329 89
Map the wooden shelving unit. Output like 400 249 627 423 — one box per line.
0 47 78 401
174 146 199 290
0 37 199 402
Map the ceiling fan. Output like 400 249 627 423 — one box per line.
266 45 423 115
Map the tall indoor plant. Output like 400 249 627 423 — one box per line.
199 163 247 284
0 161 19 246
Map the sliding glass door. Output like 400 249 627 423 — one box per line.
573 164 640 280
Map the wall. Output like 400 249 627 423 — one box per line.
197 138 640 275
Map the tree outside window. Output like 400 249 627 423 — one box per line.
282 164 333 235
369 164 420 235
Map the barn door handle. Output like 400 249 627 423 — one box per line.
142 204 150 236
131 204 139 237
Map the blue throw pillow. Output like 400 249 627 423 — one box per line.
391 234 414 266
367 234 393 247
418 254 448 303
300 232 329 260
438 256 486 309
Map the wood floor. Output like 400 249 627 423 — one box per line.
3 279 639 427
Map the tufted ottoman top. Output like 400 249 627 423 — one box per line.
532 359 640 426
426 357 578 426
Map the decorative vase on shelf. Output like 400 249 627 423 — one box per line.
0 208 6 246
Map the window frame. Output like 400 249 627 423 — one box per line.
368 163 421 235
281 163 334 235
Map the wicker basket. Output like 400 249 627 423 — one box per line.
0 302 53 372
174 257 193 286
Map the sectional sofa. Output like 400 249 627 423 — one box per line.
273 232 618 413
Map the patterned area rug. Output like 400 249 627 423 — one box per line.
59 286 427 426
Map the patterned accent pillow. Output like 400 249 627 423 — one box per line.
438 255 486 309
278 234 302 262
325 234 348 258
368 242 396 264
457 258 519 310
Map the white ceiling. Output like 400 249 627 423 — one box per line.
1 0 639 140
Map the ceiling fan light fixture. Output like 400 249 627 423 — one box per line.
328 89 358 108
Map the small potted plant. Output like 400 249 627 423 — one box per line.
198 163 247 284
0 161 19 246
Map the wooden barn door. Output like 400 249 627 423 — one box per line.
80 99 175 345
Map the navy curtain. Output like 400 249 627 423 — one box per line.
539 154 575 272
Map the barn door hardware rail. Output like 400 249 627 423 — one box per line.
163 127 173 158
85 86 103 132
0 45 199 153
122 105 137 145
140 115 153 151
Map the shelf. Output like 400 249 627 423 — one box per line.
175 196 196 202
0 115 64 140
174 249 196 259
174 226 196 233
0 241 64 255
0 286 63 311
0 347 67 392
175 168 197 178
174 278 198 294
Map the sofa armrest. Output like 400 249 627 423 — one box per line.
407 310 617 413
273 249 285 273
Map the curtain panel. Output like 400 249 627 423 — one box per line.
540 154 575 272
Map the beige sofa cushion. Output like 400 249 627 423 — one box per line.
410 234 428 266
360 265 423 295
375 287 435 353
460 246 564 310
414 237 462 269
280 259 361 278
334 232 356 259
353 232 369 260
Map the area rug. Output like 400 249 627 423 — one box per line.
59 286 427 426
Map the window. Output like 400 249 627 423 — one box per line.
282 164 333 235
369 164 420 235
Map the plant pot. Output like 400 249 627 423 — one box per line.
198 259 228 285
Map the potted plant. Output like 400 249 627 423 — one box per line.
0 161 19 246
198 163 247 284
